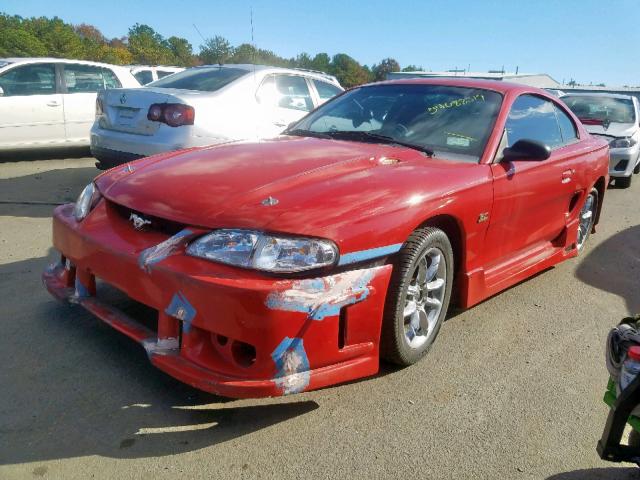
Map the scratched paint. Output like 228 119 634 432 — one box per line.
138 229 193 272
265 268 378 320
165 292 196 332
272 337 310 395
142 337 179 356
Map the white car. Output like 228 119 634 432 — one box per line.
90 64 344 169
0 58 140 151
562 92 640 188
130 65 184 85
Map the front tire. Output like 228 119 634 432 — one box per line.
381 227 454 366
618 175 632 188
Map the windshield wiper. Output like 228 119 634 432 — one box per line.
323 130 434 156
284 128 333 139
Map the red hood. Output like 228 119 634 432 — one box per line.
96 137 484 239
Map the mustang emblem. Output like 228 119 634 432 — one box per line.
129 213 152 230
120 93 127 104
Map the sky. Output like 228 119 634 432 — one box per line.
3 0 640 86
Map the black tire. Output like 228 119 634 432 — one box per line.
576 188 598 254
634 162 640 175
381 227 454 366
618 175 632 188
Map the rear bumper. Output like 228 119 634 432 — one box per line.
43 202 392 398
90 124 228 166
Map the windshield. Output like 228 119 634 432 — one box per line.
148 66 248 92
291 84 503 162
562 95 636 124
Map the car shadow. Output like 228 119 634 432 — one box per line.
575 225 640 315
546 467 640 479
0 147 91 163
0 167 97 218
0 251 319 464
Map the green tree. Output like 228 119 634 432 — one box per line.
311 53 331 73
402 64 423 72
167 36 194 66
28 16 84 58
230 43 258 63
330 53 371 87
199 35 232 65
372 57 400 81
127 23 173 65
293 52 313 69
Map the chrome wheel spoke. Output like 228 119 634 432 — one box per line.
576 193 596 251
424 296 442 309
404 300 418 318
425 252 441 282
426 278 445 292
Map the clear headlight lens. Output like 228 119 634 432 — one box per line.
73 183 101 221
186 229 338 272
610 137 636 148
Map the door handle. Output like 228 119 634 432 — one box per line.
561 169 574 184
273 120 287 127
47 101 61 107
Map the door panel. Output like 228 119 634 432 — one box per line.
255 74 313 139
483 94 579 266
0 63 65 148
62 64 122 143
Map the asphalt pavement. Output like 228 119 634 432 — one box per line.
1 150 639 479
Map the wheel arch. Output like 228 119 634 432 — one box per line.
417 214 465 280
593 176 606 226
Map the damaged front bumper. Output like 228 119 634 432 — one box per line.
42 202 393 398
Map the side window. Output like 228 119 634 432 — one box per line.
313 80 341 101
275 75 313 112
0 63 56 96
134 70 154 85
554 105 578 144
505 95 563 150
156 70 174 79
64 64 121 93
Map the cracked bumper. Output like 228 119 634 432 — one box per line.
43 202 393 398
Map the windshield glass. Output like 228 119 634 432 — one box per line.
292 84 503 162
148 66 248 92
562 95 636 124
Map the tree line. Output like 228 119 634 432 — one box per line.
0 13 423 87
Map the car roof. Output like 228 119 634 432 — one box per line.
0 57 130 70
560 92 635 100
370 77 548 95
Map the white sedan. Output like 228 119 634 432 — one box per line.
90 64 344 169
0 58 140 151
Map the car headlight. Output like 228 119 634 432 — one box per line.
610 137 637 148
186 229 338 273
73 183 101 221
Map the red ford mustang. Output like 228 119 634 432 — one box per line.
43 78 609 397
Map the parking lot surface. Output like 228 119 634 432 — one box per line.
1 151 640 479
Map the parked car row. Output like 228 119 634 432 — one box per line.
0 58 139 150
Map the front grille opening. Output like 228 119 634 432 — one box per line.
95 279 158 333
107 200 187 236
231 340 257 367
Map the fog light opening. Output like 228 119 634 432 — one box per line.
216 334 228 346
231 341 256 367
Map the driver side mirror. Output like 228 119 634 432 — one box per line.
502 139 551 161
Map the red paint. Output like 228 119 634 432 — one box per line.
43 79 609 397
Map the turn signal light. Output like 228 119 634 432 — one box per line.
147 103 195 127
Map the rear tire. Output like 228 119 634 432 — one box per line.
381 227 454 366
576 188 598 254
634 162 640 174
618 175 632 188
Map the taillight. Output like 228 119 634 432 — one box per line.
95 97 104 117
147 103 195 127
